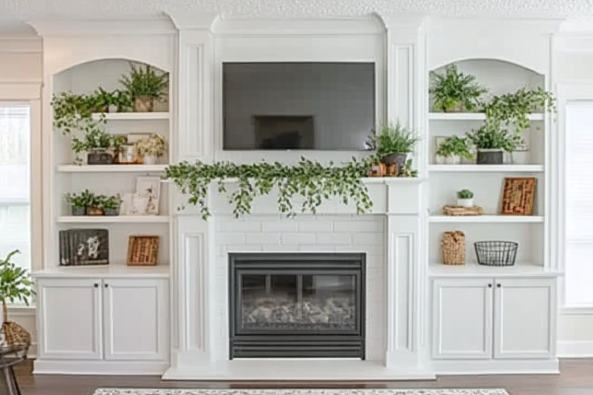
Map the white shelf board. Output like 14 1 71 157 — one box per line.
91 112 170 120
429 164 544 173
429 112 544 121
429 215 544 223
57 215 170 223
57 164 168 173
429 262 561 278
31 265 170 279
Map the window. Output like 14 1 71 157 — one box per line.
0 104 31 272
565 101 593 307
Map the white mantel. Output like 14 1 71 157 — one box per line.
164 178 432 380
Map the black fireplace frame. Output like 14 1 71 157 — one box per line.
228 252 366 359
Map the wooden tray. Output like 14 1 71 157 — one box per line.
442 205 484 216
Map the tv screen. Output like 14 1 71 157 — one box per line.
222 62 376 150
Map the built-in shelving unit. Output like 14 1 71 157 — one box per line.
428 59 548 272
49 58 172 270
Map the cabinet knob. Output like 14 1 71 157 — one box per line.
104 283 108 288
488 283 492 288
497 283 501 288
94 283 98 288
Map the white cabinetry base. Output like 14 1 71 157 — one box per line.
432 358 560 375
33 360 169 375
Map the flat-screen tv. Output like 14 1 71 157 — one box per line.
222 62 376 150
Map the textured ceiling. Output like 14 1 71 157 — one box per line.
2 0 593 18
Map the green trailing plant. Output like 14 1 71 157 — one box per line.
429 64 488 112
0 250 35 309
466 125 521 153
398 159 418 178
52 91 106 135
101 195 121 210
457 189 474 199
111 89 133 112
119 62 169 101
484 86 556 133
436 136 473 160
165 157 376 220
367 121 420 158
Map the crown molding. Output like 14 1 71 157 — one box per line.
26 14 176 36
429 17 565 35
166 12 220 31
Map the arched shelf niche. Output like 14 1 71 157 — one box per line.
429 58 545 101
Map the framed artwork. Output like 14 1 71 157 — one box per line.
135 177 161 215
120 193 149 215
500 177 536 216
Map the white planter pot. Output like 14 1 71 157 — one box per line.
143 155 157 165
444 155 461 164
457 198 474 207
108 104 118 113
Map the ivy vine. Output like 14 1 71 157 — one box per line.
165 157 376 219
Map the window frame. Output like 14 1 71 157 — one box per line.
0 83 42 308
557 82 593 314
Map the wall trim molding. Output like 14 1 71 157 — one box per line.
557 340 593 357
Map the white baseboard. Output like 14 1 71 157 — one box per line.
33 359 169 375
432 359 560 375
557 341 593 357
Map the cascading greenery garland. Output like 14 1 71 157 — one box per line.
164 157 379 219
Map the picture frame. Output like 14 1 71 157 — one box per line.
127 235 160 266
500 177 537 216
135 177 161 215
120 193 149 216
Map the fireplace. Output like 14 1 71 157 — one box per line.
228 252 366 359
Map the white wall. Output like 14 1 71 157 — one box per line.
223 62 375 150
0 35 43 357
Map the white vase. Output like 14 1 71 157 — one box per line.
457 198 474 207
143 155 157 165
444 155 461 164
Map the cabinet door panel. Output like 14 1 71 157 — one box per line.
432 278 493 359
103 278 169 361
494 278 556 359
37 278 102 360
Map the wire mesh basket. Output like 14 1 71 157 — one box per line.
474 241 518 267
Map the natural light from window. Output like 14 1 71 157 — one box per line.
565 101 593 307
0 104 31 273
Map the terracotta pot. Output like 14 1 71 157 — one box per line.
134 96 154 112
86 207 104 216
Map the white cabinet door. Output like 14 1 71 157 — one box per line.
37 278 102 360
493 278 556 359
432 278 493 359
102 278 169 361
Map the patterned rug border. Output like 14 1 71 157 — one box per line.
92 389 510 395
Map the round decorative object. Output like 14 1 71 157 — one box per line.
143 155 157 165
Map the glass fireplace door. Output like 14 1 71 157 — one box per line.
237 271 360 334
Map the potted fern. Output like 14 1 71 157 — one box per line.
466 125 521 165
119 62 169 113
368 121 419 173
429 64 488 112
0 250 34 347
436 136 473 164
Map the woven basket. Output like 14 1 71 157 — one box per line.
1 300 31 348
441 231 466 265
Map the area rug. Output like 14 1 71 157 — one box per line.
93 389 510 395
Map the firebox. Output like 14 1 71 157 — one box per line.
228 252 366 359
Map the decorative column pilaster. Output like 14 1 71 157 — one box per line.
166 12 220 373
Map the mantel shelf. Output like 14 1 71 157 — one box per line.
429 215 544 223
57 164 168 173
429 164 544 173
428 112 545 121
91 112 170 120
57 215 170 223
429 262 561 278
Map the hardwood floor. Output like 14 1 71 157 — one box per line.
9 359 593 395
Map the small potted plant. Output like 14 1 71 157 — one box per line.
0 250 35 347
89 87 114 113
103 194 121 216
457 189 474 207
119 62 169 113
65 192 88 216
368 121 419 174
435 136 473 164
80 190 104 216
466 125 521 165
135 133 167 165
110 89 133 113
429 64 488 112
